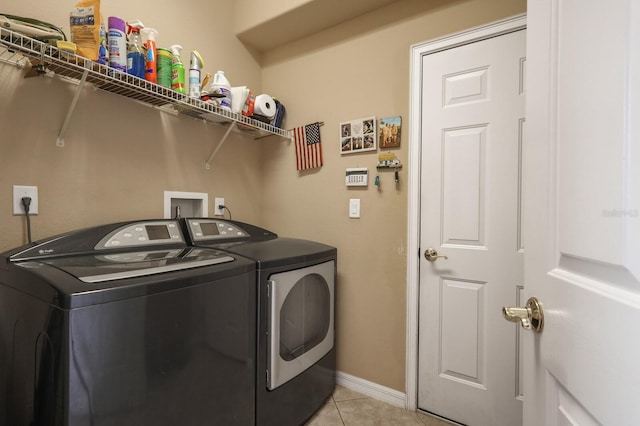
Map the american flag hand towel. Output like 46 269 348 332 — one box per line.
293 122 323 171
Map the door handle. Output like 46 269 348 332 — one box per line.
502 297 544 332
424 248 448 262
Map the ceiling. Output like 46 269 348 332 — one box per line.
235 0 402 51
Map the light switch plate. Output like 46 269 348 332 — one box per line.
349 198 360 218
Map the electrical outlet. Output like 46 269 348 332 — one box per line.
214 197 225 216
13 185 39 215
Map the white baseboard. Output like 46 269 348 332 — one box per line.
336 371 406 409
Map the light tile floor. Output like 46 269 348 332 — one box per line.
305 386 454 426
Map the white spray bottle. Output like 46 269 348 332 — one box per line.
188 50 204 99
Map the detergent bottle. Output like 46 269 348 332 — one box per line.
142 27 159 83
170 44 186 94
211 70 232 111
126 20 145 79
188 50 204 99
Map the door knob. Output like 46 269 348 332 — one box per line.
424 248 448 262
502 297 544 332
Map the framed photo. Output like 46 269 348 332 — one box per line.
379 116 401 148
340 116 377 154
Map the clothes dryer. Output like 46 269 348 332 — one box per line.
183 218 337 426
0 220 256 426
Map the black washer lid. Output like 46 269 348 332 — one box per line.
41 247 234 283
8 247 254 309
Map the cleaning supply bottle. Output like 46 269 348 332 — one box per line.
107 16 127 72
170 44 186 94
211 70 232 111
188 50 204 99
126 20 145 79
98 19 109 65
156 48 173 88
142 28 159 83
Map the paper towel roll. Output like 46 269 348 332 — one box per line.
254 94 276 118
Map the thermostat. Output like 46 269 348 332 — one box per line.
345 168 368 186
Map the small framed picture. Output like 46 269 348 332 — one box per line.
340 116 377 154
379 116 401 148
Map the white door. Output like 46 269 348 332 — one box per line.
522 0 640 425
418 29 526 425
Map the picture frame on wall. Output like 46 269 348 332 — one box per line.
340 116 377 154
379 116 401 148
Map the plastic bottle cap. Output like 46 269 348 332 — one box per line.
190 51 204 69
143 28 159 40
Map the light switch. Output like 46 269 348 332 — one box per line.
349 198 360 218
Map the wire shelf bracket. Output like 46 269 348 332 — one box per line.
56 69 88 147
206 121 236 170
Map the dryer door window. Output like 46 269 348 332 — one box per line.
267 260 335 390
279 273 330 361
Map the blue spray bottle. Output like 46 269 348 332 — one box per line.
126 20 145 79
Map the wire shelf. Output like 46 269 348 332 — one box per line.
0 27 292 142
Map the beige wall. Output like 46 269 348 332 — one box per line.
1 0 525 396
0 0 263 250
259 0 526 391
